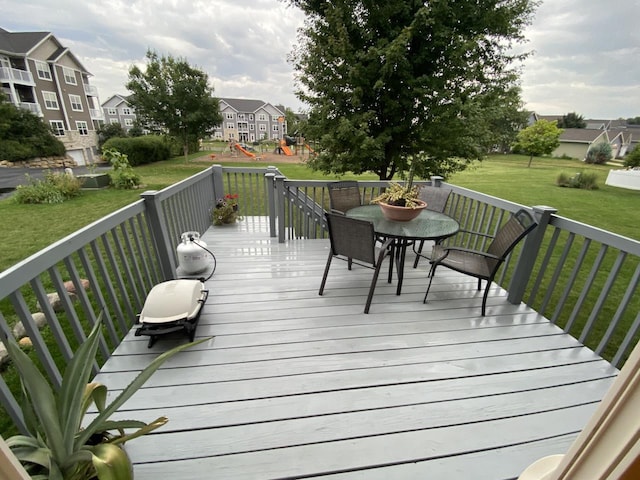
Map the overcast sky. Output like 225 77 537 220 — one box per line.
2 0 638 119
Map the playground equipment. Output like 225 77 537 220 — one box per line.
304 143 315 153
278 138 294 156
234 143 256 158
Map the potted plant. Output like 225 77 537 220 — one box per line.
371 165 426 221
212 193 241 225
4 316 208 480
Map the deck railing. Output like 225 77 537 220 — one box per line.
1 164 639 436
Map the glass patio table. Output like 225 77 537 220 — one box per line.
346 205 460 295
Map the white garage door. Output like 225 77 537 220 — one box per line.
67 149 86 166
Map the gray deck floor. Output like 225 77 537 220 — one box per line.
94 218 618 480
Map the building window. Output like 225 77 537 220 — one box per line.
250 124 254 131
110 119 119 124
42 91 59 110
226 123 235 129
34 60 51 80
259 124 266 131
272 125 279 131
69 94 83 111
124 119 134 126
272 115 279 121
76 121 88 135
122 107 132 115
50 120 65 136
238 114 245 120
249 114 254 121
226 113 234 119
258 114 266 121
63 67 76 85
107 108 117 116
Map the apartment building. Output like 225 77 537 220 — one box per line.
0 27 103 165
101 96 288 142
102 94 138 133
214 98 287 142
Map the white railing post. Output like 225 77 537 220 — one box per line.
275 175 286 243
507 206 557 305
140 190 177 281
430 175 444 187
211 164 224 201
265 171 277 238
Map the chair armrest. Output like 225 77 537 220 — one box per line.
435 246 503 262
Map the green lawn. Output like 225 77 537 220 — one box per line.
0 153 637 273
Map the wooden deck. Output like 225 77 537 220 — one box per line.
94 218 618 480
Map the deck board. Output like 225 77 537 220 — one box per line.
93 219 618 479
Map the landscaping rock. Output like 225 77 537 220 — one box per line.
0 343 8 367
37 292 77 312
19 337 32 348
63 279 90 294
33 312 47 328
12 322 26 339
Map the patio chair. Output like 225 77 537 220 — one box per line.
413 186 453 268
327 181 362 214
423 208 537 316
320 212 394 314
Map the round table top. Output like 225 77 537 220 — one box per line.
346 204 459 241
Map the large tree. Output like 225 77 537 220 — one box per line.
287 0 537 180
0 93 65 161
513 119 562 167
126 50 222 160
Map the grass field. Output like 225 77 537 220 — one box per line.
0 153 637 273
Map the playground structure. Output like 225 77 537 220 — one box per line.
234 143 256 158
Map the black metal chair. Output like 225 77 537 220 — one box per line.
423 209 537 316
413 186 453 268
327 181 362 214
320 213 394 314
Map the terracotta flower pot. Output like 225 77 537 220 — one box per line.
379 200 427 221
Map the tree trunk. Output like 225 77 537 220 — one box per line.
527 154 533 168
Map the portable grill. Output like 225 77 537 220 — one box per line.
135 279 209 348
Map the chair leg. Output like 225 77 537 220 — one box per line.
348 257 353 270
423 264 438 303
365 249 388 313
477 278 482 290
319 252 333 295
413 240 425 268
481 282 490 316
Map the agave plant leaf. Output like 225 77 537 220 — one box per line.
107 416 168 445
59 317 103 454
77 336 211 448
8 445 51 469
82 382 108 415
4 337 66 464
90 442 133 480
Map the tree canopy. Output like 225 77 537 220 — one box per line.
126 50 222 159
558 112 586 129
287 0 538 179
513 119 562 167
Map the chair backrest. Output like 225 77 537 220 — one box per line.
327 181 362 214
419 186 452 213
325 212 377 265
486 209 537 264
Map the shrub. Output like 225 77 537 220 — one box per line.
102 135 170 166
13 171 82 204
585 143 612 164
97 122 127 151
623 148 640 169
103 148 141 189
556 171 598 190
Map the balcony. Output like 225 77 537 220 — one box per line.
0 166 638 479
84 83 99 96
18 102 42 117
0 66 35 85
90 108 104 120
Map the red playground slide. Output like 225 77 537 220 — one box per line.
234 143 256 158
